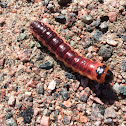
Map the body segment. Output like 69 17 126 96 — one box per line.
30 21 113 83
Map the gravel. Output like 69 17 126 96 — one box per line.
0 0 125 125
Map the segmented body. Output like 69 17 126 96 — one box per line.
30 21 113 83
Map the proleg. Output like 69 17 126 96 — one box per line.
30 20 113 83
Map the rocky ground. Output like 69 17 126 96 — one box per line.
0 0 126 126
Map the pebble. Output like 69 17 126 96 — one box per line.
40 116 50 126
93 30 103 41
26 80 37 87
20 107 33 123
37 83 44 94
104 118 113 124
47 3 54 12
36 52 44 61
89 95 104 105
50 112 55 120
122 35 126 42
79 115 88 123
82 37 92 48
63 99 72 107
58 0 71 6
16 49 31 63
59 103 67 109
91 103 103 121
8 96 16 106
94 121 102 126
121 60 126 72
17 33 27 42
0 1 8 8
34 108 40 116
30 41 36 48
81 15 93 25
119 86 126 95
60 89 70 100
39 61 54 70
107 39 118 46
86 26 94 32
98 46 112 60
42 0 49 6
65 13 76 26
80 87 90 102
62 116 71 125
48 80 56 91
112 83 120 94
93 19 101 28
99 21 108 32
35 42 41 48
104 107 116 119
108 12 117 22
77 103 86 112
55 14 66 24
25 92 32 97
6 118 17 126
5 112 13 120
65 72 76 80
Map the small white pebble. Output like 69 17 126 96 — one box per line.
107 39 118 46
112 83 120 94
8 96 16 106
25 92 32 96
48 80 56 90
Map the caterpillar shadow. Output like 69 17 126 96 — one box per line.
35 38 118 105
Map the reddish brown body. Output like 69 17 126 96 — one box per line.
30 21 113 83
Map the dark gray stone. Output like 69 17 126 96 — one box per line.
0 1 8 8
20 107 33 124
60 89 70 100
93 30 103 41
119 86 126 95
93 19 101 28
58 0 71 6
98 46 112 60
65 72 76 80
122 35 126 42
55 15 66 24
62 116 70 125
39 61 54 70
5 112 13 119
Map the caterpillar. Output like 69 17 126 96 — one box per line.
30 20 113 83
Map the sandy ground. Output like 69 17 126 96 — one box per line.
0 0 126 126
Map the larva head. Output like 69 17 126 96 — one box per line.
96 65 113 83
